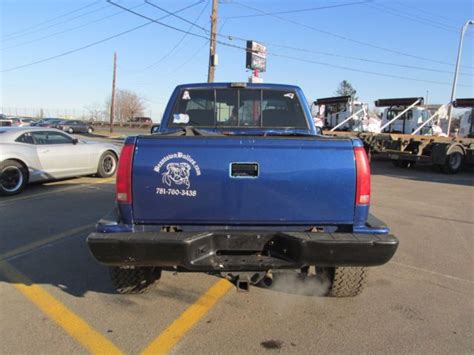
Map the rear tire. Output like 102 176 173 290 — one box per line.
109 266 161 294
97 151 117 177
319 266 368 297
441 149 464 174
68 127 74 134
0 160 28 196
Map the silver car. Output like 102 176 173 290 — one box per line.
0 127 120 196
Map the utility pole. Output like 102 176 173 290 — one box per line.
109 52 117 133
447 20 473 135
207 0 218 82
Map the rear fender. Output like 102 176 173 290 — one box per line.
431 143 465 164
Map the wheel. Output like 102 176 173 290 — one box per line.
441 149 464 174
97 151 117 177
109 266 161 294
87 127 93 134
68 127 74 134
0 160 28 196
318 267 368 297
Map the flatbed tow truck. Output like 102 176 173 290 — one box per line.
323 97 474 174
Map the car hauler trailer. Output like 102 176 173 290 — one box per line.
322 98 473 173
375 98 474 174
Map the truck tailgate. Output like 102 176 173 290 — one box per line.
132 136 356 225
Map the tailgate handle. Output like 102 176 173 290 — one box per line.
230 163 259 178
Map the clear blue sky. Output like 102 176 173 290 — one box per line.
1 0 473 120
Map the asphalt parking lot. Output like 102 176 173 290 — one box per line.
0 144 473 354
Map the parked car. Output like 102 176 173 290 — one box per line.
87 82 398 297
0 127 119 196
130 116 152 124
57 120 94 134
31 118 63 128
0 118 12 127
10 117 35 127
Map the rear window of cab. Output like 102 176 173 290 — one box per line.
169 88 308 129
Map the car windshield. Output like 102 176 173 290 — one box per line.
170 88 308 129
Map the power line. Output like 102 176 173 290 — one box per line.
1 4 147 51
366 2 463 35
141 0 210 71
391 0 468 27
105 3 471 87
224 0 372 19
267 52 471 87
3 3 111 43
171 19 228 73
3 1 471 88
1 2 204 73
105 0 243 48
3 0 101 39
265 43 473 77
144 0 209 34
231 1 474 70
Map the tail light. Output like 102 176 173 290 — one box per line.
354 147 370 205
116 143 134 203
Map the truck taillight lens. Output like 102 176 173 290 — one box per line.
116 143 134 203
354 147 370 205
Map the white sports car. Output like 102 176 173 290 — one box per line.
0 127 120 196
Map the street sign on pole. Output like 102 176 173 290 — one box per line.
246 41 267 72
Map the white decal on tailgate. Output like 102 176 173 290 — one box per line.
153 152 201 197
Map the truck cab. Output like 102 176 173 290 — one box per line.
313 95 368 131
381 106 432 134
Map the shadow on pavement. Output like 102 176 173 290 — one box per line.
1 235 213 305
371 158 474 187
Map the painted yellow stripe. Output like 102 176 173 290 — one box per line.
141 279 232 355
0 261 123 355
0 224 94 261
0 177 114 206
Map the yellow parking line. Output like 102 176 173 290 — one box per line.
0 224 94 261
0 177 115 206
0 261 123 355
141 279 232 355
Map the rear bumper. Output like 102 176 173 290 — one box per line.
87 229 398 271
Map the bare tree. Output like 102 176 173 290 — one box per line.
106 89 146 122
85 102 105 122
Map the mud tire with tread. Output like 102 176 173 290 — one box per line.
320 266 368 297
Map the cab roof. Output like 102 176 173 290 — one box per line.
175 82 302 91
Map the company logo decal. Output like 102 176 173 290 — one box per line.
153 152 201 197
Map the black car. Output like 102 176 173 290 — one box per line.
57 120 94 134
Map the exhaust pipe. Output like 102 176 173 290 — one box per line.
236 278 250 292
261 274 273 288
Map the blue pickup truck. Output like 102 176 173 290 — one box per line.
87 83 398 297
